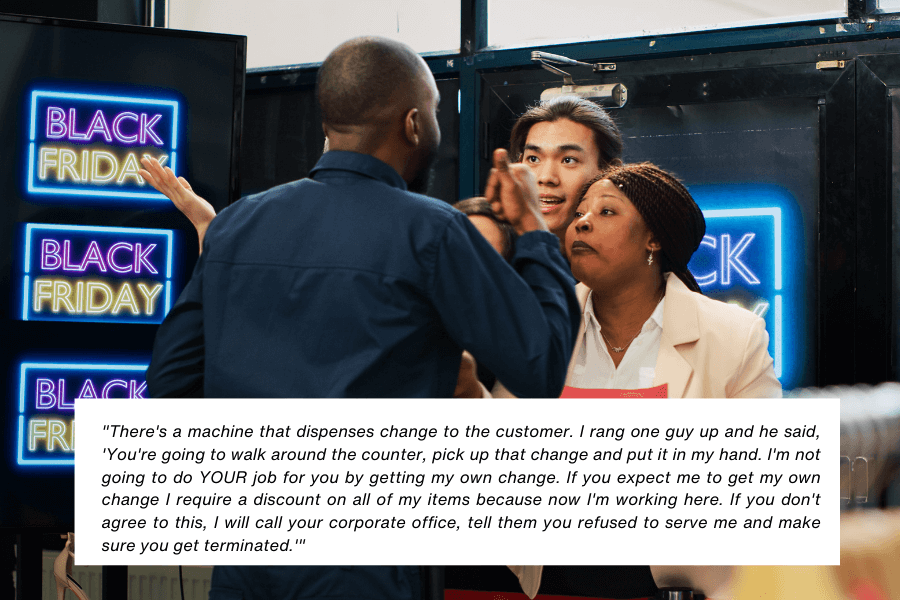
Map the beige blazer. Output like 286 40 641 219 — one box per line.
494 273 782 399
501 276 776 599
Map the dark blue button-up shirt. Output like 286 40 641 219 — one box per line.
147 150 579 399
147 151 579 600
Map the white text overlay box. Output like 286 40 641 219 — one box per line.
75 397 839 565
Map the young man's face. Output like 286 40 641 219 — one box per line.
521 118 603 241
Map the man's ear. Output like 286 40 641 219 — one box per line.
404 108 420 146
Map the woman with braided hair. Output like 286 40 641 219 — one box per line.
561 162 781 397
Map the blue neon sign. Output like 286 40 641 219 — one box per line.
27 89 180 201
687 185 803 388
20 223 174 324
17 362 148 466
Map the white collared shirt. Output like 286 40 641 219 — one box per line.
567 292 665 390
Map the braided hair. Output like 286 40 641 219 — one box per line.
580 163 706 293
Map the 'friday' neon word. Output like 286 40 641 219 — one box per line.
37 148 167 185
32 279 162 315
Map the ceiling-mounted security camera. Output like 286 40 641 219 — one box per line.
531 51 627 108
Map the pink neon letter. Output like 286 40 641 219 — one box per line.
85 110 113 143
58 388 74 409
101 379 128 398
41 239 62 270
139 113 164 146
79 241 108 273
35 378 57 409
112 112 139 144
67 108 88 141
46 107 67 139
62 240 80 272
77 379 98 399
107 242 134 274
133 243 158 274
129 380 147 399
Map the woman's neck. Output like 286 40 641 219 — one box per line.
590 275 666 340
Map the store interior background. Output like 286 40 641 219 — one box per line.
2 0 900 598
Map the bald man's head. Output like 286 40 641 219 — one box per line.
317 36 431 128
318 37 441 193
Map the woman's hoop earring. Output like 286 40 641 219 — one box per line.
647 250 654 266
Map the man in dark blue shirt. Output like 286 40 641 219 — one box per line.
143 36 578 600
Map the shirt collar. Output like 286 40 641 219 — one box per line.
649 296 665 330
583 291 666 333
309 150 408 191
583 290 599 328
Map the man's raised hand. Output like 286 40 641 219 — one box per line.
139 157 217 253
484 148 548 235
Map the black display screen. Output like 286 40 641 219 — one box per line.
0 13 245 530
618 98 820 390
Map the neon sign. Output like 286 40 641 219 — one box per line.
690 208 782 373
17 362 148 466
27 90 180 201
21 224 174 324
687 185 802 388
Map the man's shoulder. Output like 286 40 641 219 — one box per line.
201 179 310 246
204 177 466 255
222 178 457 219
341 182 465 231
222 178 312 213
397 189 461 218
